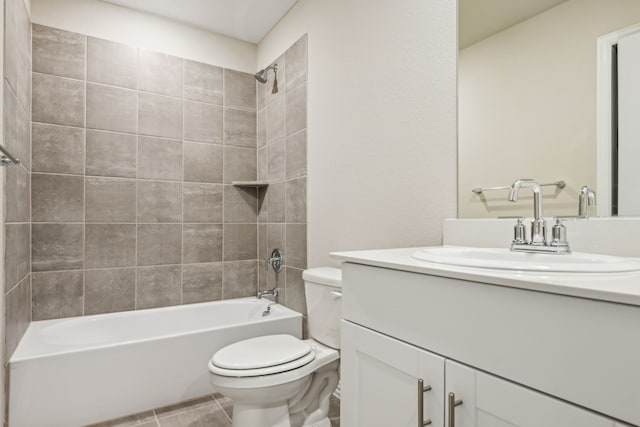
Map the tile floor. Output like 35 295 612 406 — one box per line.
87 393 340 427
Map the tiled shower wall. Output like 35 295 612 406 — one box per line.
30 24 260 320
4 0 32 360
257 36 308 317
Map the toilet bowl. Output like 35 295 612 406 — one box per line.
208 267 342 427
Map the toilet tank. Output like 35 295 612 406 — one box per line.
302 267 342 349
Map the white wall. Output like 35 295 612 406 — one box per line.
458 0 640 218
30 0 256 73
258 0 458 267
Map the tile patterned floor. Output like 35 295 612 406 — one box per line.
87 393 340 427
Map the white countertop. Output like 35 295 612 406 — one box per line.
331 246 640 307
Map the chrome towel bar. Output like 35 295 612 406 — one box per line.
472 180 565 194
0 143 20 166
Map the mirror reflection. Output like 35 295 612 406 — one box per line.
458 0 640 218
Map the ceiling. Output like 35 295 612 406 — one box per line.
459 0 568 49
100 0 299 44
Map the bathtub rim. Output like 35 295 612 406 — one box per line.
11 298 302 363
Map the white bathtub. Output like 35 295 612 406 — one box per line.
9 298 302 427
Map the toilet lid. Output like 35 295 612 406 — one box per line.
212 334 313 371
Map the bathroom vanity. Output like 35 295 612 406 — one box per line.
333 247 640 427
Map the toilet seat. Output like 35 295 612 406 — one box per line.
210 335 316 377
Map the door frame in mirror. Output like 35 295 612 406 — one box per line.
596 22 640 217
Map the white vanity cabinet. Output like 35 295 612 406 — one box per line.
341 320 445 427
337 259 640 427
342 321 618 427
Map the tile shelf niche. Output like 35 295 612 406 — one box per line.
232 181 271 188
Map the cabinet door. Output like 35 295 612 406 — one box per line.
445 360 616 427
341 321 445 427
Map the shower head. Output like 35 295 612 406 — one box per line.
255 63 279 93
255 69 269 83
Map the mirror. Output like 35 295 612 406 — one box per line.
458 0 640 218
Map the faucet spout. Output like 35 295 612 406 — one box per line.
508 179 543 220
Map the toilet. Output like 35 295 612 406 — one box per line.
208 267 342 427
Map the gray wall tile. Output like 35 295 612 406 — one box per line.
183 263 223 304
183 183 223 223
4 81 18 158
286 224 307 269
286 84 307 136
285 177 307 223
267 182 285 223
86 130 137 178
224 69 256 110
223 147 256 184
4 0 19 97
286 130 307 179
224 186 257 223
15 99 30 170
16 223 30 282
85 268 135 315
4 225 19 292
86 83 137 134
184 100 223 144
223 260 257 299
31 173 84 222
138 50 183 97
184 142 222 183
6 162 31 223
5 226 30 311
266 96 285 144
32 224 83 272
267 140 285 181
85 224 136 268
285 35 307 92
85 177 136 222
87 37 137 89
257 146 268 181
183 224 223 264
137 180 182 223
5 276 31 359
184 60 223 105
137 265 182 309
32 271 83 320
224 108 256 148
257 108 266 148
138 136 183 181
223 224 257 261
32 73 85 127
139 92 183 139
32 123 85 174
137 224 182 266
32 24 85 80
285 267 306 315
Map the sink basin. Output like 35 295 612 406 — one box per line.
410 246 640 273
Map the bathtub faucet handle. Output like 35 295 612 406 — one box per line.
265 248 283 273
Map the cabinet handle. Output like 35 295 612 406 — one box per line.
417 379 433 426
447 392 463 427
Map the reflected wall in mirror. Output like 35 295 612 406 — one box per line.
458 0 640 218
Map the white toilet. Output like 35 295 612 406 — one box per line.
208 267 342 427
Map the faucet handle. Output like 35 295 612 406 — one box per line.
550 218 569 248
513 217 527 244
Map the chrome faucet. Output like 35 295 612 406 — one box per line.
578 186 596 218
257 287 279 302
257 287 279 316
508 179 546 245
508 179 570 254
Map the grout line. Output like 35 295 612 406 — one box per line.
82 34 88 316
181 57 185 306
134 45 140 311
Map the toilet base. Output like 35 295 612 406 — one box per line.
302 417 332 427
232 402 291 427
